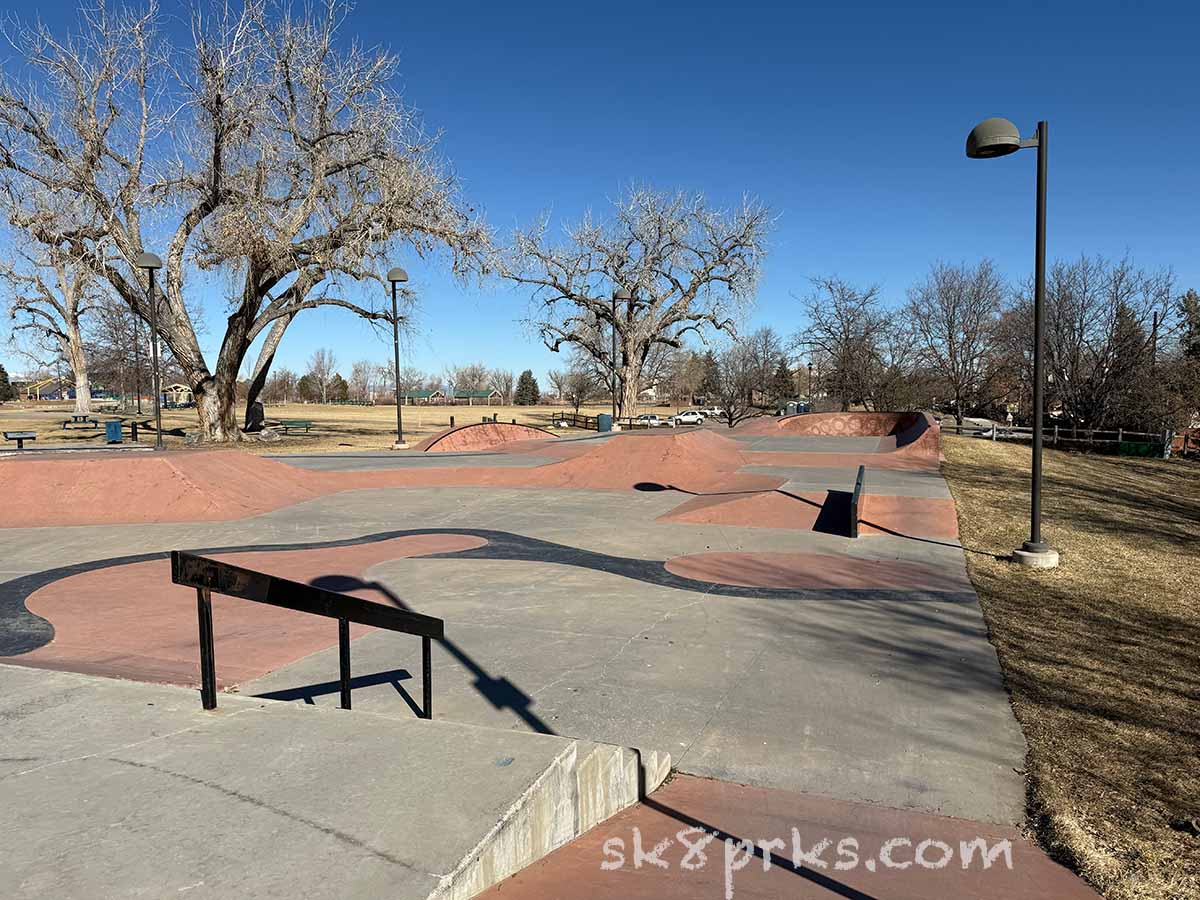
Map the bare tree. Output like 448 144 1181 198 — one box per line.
306 349 337 403
1015 256 1174 428
793 277 890 412
349 360 375 401
0 229 107 415
262 367 297 403
546 368 567 402
905 260 1005 425
711 341 758 427
503 187 769 418
451 362 489 393
489 369 515 404
0 1 488 442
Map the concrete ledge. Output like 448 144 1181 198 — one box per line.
0 664 669 900
430 741 670 900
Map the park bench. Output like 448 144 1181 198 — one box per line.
278 419 313 434
3 431 37 449
62 415 99 429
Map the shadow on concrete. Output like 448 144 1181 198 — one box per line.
254 667 415 710
628 757 882 900
276 574 559 736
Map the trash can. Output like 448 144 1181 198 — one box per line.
104 420 123 444
597 413 613 433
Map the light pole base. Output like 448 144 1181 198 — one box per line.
1012 545 1059 569
392 441 410 450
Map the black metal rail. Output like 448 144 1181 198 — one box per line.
850 465 866 539
170 551 444 714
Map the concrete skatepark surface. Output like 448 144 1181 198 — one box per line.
0 413 1093 898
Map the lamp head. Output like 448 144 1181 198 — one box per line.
136 251 163 270
613 288 632 301
966 117 1023 159
387 267 409 284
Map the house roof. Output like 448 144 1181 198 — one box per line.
401 389 443 398
454 389 500 398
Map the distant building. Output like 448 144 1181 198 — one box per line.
163 384 195 406
452 389 501 406
399 389 446 405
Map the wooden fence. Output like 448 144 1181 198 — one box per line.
941 421 1175 456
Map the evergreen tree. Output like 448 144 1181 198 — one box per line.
328 373 350 402
1180 288 1200 359
296 374 319 402
514 369 540 405
0 364 13 401
698 351 720 399
769 357 793 402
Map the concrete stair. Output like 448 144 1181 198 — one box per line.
0 664 669 900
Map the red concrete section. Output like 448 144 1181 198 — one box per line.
659 490 959 539
5 534 485 687
660 491 823 530
2 431 783 527
0 451 323 527
413 421 558 452
665 552 973 592
860 494 959 540
743 451 937 471
482 775 1101 900
735 412 942 462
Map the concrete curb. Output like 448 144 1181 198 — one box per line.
430 742 670 900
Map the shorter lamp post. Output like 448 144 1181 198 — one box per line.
387 267 408 449
136 252 164 450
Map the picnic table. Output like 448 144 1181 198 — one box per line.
62 415 100 430
3 431 37 449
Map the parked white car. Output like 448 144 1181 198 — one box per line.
703 407 725 419
635 414 665 428
668 410 706 427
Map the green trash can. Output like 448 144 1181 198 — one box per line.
597 413 613 433
104 420 123 444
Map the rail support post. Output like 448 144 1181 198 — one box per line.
196 587 217 710
422 636 433 719
338 618 352 710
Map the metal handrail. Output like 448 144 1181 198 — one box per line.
171 551 444 714
850 465 866 540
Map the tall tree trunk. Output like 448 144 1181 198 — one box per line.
620 370 640 420
64 328 92 415
243 314 293 429
195 374 240 442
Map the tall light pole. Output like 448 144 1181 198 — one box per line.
966 117 1058 568
136 252 164 450
387 267 409 449
612 288 630 422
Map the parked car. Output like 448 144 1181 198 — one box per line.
635 413 666 428
668 410 706 427
703 407 725 419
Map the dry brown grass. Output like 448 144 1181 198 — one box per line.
0 400 674 454
941 436 1200 900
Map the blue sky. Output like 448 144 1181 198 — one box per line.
2 0 1198 384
